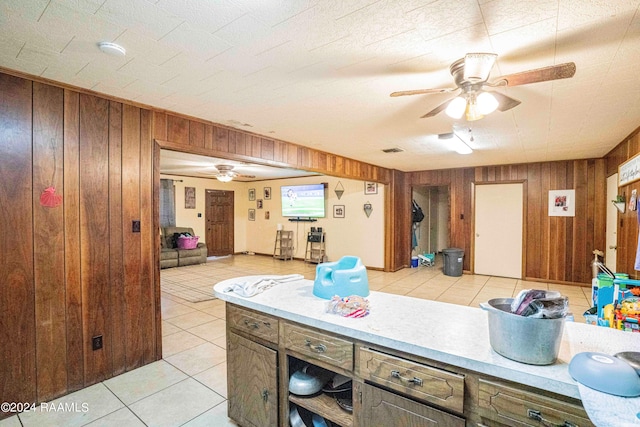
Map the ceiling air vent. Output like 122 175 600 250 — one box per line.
382 147 404 153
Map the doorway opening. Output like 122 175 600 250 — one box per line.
411 185 450 258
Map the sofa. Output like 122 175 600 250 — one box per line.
160 226 208 269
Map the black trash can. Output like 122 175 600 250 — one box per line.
443 248 464 277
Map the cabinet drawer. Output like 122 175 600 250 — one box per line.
478 379 594 427
358 347 465 413
283 323 353 370
227 304 279 344
360 382 465 427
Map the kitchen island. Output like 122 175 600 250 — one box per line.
214 276 640 427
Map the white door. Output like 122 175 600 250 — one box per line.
606 174 618 271
474 183 523 278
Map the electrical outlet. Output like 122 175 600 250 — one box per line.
92 335 103 351
132 220 140 232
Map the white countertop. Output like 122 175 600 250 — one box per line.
213 276 640 401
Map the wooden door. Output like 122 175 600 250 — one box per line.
227 332 278 427
360 382 465 427
474 183 524 278
205 189 233 256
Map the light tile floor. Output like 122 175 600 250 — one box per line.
2 255 592 426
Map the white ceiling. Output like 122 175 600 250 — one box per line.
2 0 640 172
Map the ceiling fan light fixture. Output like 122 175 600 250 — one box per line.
464 53 497 83
477 92 499 115
445 96 466 119
216 174 233 182
465 100 484 122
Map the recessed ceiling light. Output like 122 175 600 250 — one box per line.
98 42 126 56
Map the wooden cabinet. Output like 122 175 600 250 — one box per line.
284 322 353 371
358 347 465 414
477 379 594 427
227 304 279 344
285 322 354 427
359 382 465 427
223 302 595 427
227 331 278 427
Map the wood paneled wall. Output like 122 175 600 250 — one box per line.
408 160 606 284
152 111 392 183
385 169 410 271
0 72 159 409
605 126 640 279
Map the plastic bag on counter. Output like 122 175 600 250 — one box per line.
326 295 370 318
519 296 569 318
511 289 568 318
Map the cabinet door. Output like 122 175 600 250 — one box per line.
360 383 465 427
228 332 278 427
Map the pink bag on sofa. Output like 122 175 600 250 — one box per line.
177 236 199 249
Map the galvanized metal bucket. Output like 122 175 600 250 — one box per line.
480 298 565 365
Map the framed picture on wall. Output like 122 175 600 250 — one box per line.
364 181 378 195
333 205 345 218
248 188 256 201
257 199 263 209
264 187 271 200
548 189 575 217
185 187 196 209
248 209 255 221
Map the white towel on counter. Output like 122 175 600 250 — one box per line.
222 274 304 297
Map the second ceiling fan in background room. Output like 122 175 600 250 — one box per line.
391 53 576 121
209 164 255 182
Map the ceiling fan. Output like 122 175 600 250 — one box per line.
210 164 255 182
390 53 576 121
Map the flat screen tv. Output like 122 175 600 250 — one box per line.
281 184 325 218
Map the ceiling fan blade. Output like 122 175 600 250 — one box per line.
490 92 522 112
496 62 576 87
421 97 455 118
390 87 456 97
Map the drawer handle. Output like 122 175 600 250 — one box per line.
244 319 271 329
527 409 577 427
243 319 260 329
304 339 327 353
390 370 423 387
262 388 269 402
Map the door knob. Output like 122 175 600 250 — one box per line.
609 245 617 250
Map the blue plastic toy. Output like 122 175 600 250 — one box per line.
313 256 370 299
